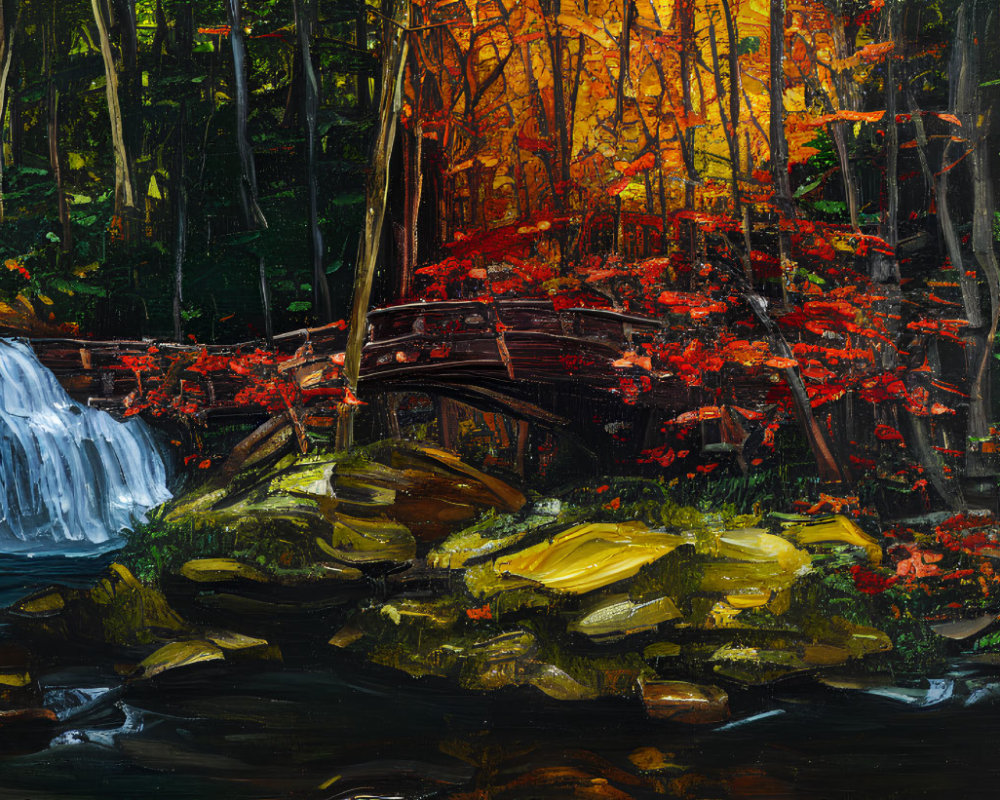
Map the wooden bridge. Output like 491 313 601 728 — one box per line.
25 299 712 425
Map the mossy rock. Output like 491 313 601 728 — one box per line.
9 564 189 648
315 513 416 564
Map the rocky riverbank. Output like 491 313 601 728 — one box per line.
1 438 997 732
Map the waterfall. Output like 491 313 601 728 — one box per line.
0 338 172 552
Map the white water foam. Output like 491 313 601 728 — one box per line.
0 338 171 552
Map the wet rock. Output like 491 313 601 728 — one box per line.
9 563 189 647
137 640 225 679
494 522 688 594
641 680 729 724
328 624 365 648
0 643 41 711
526 663 601 701
135 632 278 680
329 443 526 540
700 529 811 596
930 613 997 640
784 515 882 564
709 644 811 684
315 513 416 564
569 594 682 641
0 707 57 725
179 558 269 584
628 746 684 772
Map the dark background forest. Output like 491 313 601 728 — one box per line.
0 0 377 343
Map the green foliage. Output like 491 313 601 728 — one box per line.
1 0 375 339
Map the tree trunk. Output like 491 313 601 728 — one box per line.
769 0 793 273
550 0 572 209
45 15 71 258
259 255 273 343
91 0 135 213
224 0 272 343
173 102 188 343
720 0 752 272
707 12 748 276
357 6 370 113
112 0 140 158
965 3 999 479
766 0 841 482
337 0 411 449
225 0 267 230
295 0 333 322
0 3 20 223
677 0 698 263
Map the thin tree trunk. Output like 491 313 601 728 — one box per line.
400 119 423 296
225 0 272 342
937 7 981 328
91 0 135 212
9 85 19 169
769 0 793 297
295 0 333 322
173 101 188 343
337 0 411 449
877 0 900 284
965 3 999 478
743 287 843 482
550 0 572 210
175 0 193 55
45 16 71 259
113 0 140 152
612 0 634 256
225 0 267 230
259 255 273 343
0 4 21 223
766 0 841 481
152 0 169 61
707 13 748 276
829 12 860 232
357 6 370 113
720 0 752 270
678 0 698 263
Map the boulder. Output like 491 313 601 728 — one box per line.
641 680 729 724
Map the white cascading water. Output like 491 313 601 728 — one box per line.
0 338 171 552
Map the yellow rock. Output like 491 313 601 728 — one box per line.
802 643 850 666
463 561 539 599
179 559 269 584
138 640 224 679
725 592 771 609
328 625 365 648
495 522 688 595
0 672 30 688
786 515 882 564
570 594 681 639
315 513 416 564
204 630 270 651
700 531 811 596
13 590 65 616
527 664 600 701
643 641 682 659
714 529 812 573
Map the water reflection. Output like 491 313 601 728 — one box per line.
0 660 996 799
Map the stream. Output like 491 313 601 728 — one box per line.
0 625 997 799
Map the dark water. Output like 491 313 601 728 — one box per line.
1 556 999 799
0 552 119 609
